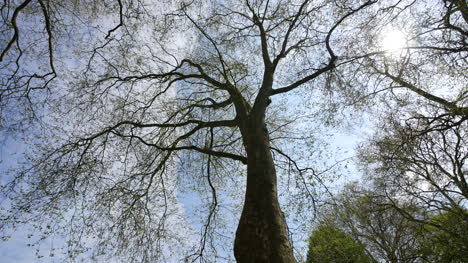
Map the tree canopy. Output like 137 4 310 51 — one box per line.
0 0 466 262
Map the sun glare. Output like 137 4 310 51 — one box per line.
381 29 406 53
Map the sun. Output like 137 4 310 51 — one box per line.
381 29 407 52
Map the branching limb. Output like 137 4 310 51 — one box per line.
378 69 468 117
37 0 55 74
271 1 376 96
246 0 272 67
105 0 123 39
273 0 311 67
0 0 32 61
75 118 246 164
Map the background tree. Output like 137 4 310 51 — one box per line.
354 1 467 259
312 184 468 263
312 2 467 262
319 184 425 263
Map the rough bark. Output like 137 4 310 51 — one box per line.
234 117 296 263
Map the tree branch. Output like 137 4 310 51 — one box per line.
105 0 123 39
0 0 32 61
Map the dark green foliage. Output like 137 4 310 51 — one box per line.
419 212 468 263
306 224 373 263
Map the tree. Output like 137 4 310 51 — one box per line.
356 0 467 257
306 224 373 263
1 0 383 261
320 184 425 263
359 114 467 227
0 0 465 262
316 184 468 263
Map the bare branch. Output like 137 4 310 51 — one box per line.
0 0 32 61
105 0 124 39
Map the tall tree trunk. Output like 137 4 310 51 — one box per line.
234 119 296 263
